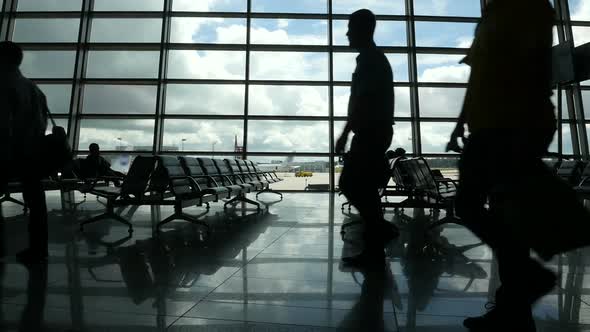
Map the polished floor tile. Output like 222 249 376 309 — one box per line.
1 192 590 331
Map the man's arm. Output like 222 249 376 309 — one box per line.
447 101 467 153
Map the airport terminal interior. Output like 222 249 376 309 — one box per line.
4 0 590 331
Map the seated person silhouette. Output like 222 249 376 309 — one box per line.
82 143 125 182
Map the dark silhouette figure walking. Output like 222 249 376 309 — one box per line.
337 9 399 267
0 41 49 264
447 1 556 331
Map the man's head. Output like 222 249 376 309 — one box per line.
347 9 376 49
0 41 23 70
89 143 100 156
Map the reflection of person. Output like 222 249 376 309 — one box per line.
0 41 49 264
447 1 557 331
18 263 48 332
336 9 398 267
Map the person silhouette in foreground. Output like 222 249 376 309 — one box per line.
0 42 49 265
447 1 556 331
337 9 399 267
85 143 125 180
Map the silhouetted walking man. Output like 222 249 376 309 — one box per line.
337 9 398 267
0 41 49 264
447 1 556 331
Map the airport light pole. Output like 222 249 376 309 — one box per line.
181 138 187 152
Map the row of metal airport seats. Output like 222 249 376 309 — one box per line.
79 156 284 234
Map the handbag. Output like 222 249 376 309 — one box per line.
41 108 73 177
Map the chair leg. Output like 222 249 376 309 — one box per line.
80 201 132 233
256 187 283 199
224 194 261 211
157 204 211 233
1 193 27 213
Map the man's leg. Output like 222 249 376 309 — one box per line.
18 173 48 263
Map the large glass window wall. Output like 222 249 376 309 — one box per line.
2 0 583 190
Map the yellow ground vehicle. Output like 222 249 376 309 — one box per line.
295 171 313 177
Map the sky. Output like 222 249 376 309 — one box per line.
8 0 586 158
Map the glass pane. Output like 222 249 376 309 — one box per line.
581 90 590 118
162 119 243 152
332 0 405 15
252 0 327 13
420 122 457 154
549 125 574 155
21 51 76 78
165 84 245 115
83 85 157 114
333 86 410 118
13 19 80 43
550 89 568 120
249 85 328 116
170 18 246 44
90 19 162 42
247 156 331 191
18 0 82 11
419 87 466 117
46 118 69 135
78 119 155 151
415 22 476 48
168 50 245 79
250 52 328 81
172 0 246 12
417 54 469 83
93 0 163 11
86 51 160 78
333 20 407 46
572 26 590 47
333 53 408 82
414 0 481 17
425 157 459 178
334 120 411 152
38 84 72 114
570 0 589 21
251 19 327 45
248 120 329 153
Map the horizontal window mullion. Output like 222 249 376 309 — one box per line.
247 115 331 121
245 152 330 157
415 47 468 54
413 15 480 23
12 12 82 18
83 79 159 85
79 114 156 119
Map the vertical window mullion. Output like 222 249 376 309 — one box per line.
153 0 171 156
243 0 252 160
406 0 421 155
328 0 335 192
68 0 92 153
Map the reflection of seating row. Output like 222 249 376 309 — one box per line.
80 157 283 234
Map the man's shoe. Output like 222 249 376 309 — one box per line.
463 303 535 332
16 248 48 265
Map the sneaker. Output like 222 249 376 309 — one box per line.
463 303 535 332
16 248 48 265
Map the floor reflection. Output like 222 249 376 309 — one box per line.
0 192 590 331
